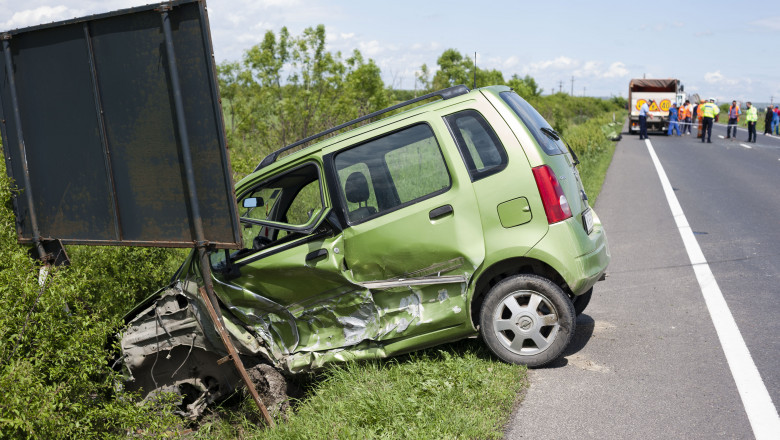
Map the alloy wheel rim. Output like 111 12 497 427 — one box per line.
492 290 560 355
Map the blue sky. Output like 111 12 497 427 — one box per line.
2 0 778 103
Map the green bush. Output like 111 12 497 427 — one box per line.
562 111 625 202
0 162 184 439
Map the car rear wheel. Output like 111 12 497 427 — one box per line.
572 288 593 316
480 274 575 368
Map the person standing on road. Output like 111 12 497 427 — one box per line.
701 98 719 143
745 101 757 143
638 99 651 140
678 101 688 135
725 100 741 139
667 103 680 136
694 101 705 138
764 106 774 135
683 100 693 135
773 106 780 135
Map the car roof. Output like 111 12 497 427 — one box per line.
247 85 512 176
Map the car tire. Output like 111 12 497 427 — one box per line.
572 287 593 316
480 274 575 368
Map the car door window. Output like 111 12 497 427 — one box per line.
210 163 324 270
444 109 507 180
334 124 451 223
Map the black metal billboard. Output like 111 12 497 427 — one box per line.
0 0 241 249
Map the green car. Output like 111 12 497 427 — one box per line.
121 85 609 412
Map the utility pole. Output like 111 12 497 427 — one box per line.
570 76 574 95
558 80 563 94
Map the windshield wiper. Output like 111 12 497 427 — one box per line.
566 142 580 166
540 127 560 141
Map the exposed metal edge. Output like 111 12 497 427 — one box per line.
357 275 467 290
16 237 241 249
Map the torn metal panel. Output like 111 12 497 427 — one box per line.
357 274 467 289
120 284 243 418
208 257 475 373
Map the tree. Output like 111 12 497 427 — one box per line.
430 49 505 90
218 26 388 176
415 64 432 96
507 74 541 99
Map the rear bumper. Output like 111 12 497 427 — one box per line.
525 209 610 296
569 230 610 295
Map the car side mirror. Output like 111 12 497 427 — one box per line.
243 197 263 208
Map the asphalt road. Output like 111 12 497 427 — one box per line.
505 123 780 440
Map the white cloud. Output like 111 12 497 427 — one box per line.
525 56 576 73
501 55 521 70
749 16 780 30
410 42 441 52
522 57 629 81
3 6 71 29
603 62 629 78
357 40 399 57
257 0 301 7
704 71 745 86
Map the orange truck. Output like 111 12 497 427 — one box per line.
628 78 685 134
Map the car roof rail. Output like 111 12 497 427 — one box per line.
253 84 471 172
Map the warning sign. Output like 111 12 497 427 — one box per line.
648 101 659 111
636 99 667 112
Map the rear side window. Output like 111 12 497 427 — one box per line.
500 91 566 155
444 110 507 180
334 124 450 223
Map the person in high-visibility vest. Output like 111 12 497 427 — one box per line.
726 100 741 139
679 100 690 135
695 101 704 138
745 101 758 143
684 101 693 135
701 98 720 143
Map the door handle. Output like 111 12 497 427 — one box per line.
429 204 453 220
305 249 328 263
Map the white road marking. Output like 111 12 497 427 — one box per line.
718 135 725 139
740 143 752 149
644 139 780 440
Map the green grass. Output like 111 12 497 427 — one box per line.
564 111 625 203
193 339 526 440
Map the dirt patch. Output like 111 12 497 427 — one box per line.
567 353 610 373
244 364 302 420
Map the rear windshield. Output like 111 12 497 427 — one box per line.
500 91 566 155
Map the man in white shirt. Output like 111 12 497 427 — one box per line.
638 100 652 140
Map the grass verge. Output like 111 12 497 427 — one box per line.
195 339 526 439
564 111 625 203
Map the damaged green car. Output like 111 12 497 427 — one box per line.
120 85 609 415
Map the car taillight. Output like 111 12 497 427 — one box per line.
532 165 572 224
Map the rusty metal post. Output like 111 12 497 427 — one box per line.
158 6 274 426
2 34 46 260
